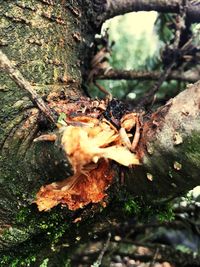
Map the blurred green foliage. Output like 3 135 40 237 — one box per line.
89 12 199 105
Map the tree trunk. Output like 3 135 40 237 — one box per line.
0 0 97 264
0 1 200 266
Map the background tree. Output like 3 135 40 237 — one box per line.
0 0 200 266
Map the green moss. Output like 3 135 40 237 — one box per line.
156 203 175 222
0 246 71 267
0 254 36 267
183 131 200 167
0 205 74 266
0 188 175 266
122 192 175 222
39 258 49 267
124 199 141 215
15 206 72 243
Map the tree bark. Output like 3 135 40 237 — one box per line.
0 0 97 263
0 1 200 266
95 0 200 25
96 69 200 83
126 81 200 202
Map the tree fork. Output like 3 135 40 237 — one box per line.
0 0 200 265
33 83 200 212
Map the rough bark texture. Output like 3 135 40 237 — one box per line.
0 0 98 262
126 82 200 202
0 1 200 266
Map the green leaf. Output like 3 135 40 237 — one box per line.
57 112 67 125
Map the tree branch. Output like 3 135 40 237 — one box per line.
98 0 200 24
125 81 200 202
138 4 187 108
96 69 200 83
0 50 56 124
34 81 200 213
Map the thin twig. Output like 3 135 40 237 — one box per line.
149 247 160 267
91 232 111 267
96 69 199 83
138 0 188 108
138 62 175 108
94 81 112 100
0 50 56 124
